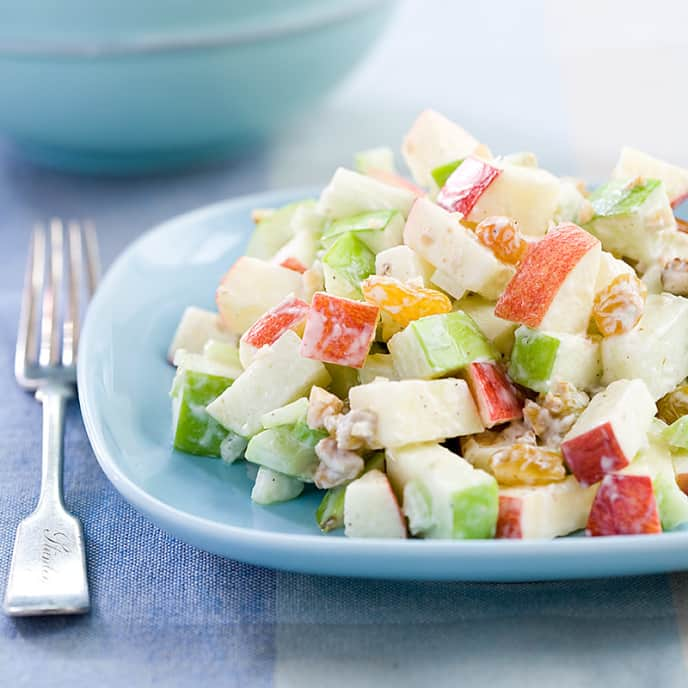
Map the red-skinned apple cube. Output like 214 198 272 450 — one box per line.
241 295 309 350
561 379 656 487
300 292 379 369
496 496 522 538
465 361 523 428
436 156 501 216
561 422 628 486
494 223 601 334
280 257 307 273
586 474 661 536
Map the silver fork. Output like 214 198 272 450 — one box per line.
4 219 100 616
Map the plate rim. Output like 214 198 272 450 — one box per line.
78 186 688 578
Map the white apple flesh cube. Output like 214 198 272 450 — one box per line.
624 424 688 531
594 251 635 293
561 379 656 486
553 179 594 226
496 477 597 539
167 306 237 362
495 223 601 335
317 167 417 219
601 294 688 399
344 470 407 538
386 443 498 539
508 326 601 394
206 330 331 437
375 245 434 286
251 467 304 505
355 146 397 175
403 197 514 300
437 157 561 237
216 256 304 334
349 378 484 449
613 146 688 208
271 229 319 272
401 109 487 189
584 178 675 263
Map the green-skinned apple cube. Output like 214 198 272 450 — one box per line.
317 167 417 220
316 484 347 532
246 200 316 260
245 421 328 481
386 443 498 539
388 310 495 380
584 178 675 262
431 159 463 188
601 294 688 399
508 326 600 393
358 353 398 385
325 363 360 399
322 232 376 300
455 294 517 356
251 466 304 505
350 378 483 448
663 416 688 450
171 366 235 458
316 452 385 532
206 330 331 437
613 146 688 208
322 210 404 254
625 422 688 530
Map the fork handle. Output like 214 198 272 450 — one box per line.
35 383 74 511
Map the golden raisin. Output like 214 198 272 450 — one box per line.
474 216 528 265
361 275 451 328
592 273 647 337
490 443 566 486
657 383 688 424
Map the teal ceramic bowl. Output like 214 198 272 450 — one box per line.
0 1 395 173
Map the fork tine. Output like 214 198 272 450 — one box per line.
62 222 82 367
83 221 100 296
15 227 45 379
39 219 64 367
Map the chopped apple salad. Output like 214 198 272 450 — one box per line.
168 109 688 540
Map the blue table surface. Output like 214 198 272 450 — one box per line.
3 2 688 684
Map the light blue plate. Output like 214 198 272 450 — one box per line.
78 188 688 581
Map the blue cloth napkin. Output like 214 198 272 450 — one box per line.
1 116 688 685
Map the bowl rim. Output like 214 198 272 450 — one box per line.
0 0 394 58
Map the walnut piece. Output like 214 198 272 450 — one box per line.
661 258 688 296
314 438 365 489
523 381 589 449
307 386 343 431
